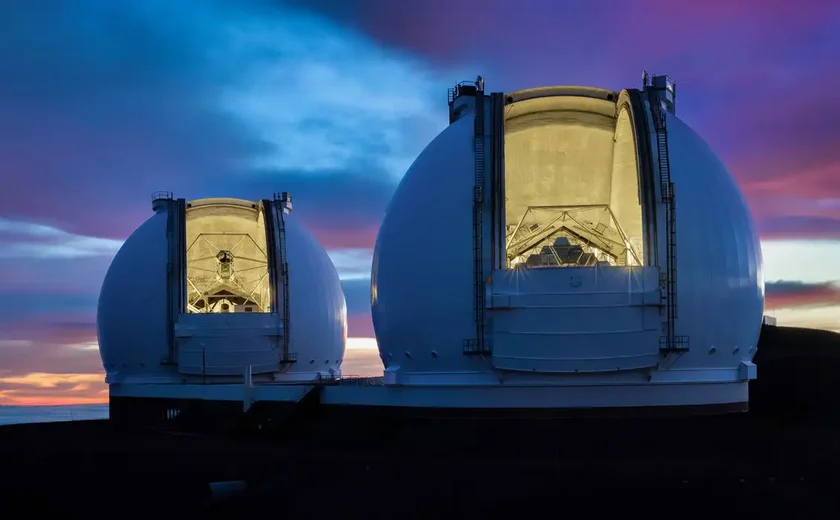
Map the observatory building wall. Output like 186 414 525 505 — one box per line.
661 114 764 371
98 211 174 382
282 212 348 372
372 115 489 376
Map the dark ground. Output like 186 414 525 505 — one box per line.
1 325 839 518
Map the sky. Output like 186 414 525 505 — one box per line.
0 0 838 405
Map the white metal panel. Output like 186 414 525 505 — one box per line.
110 380 748 411
655 108 765 371
490 266 661 373
282 212 348 377
320 382 748 409
175 313 283 375
372 113 485 374
97 208 175 383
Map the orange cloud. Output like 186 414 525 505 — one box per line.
765 280 840 310
0 338 382 406
0 372 107 406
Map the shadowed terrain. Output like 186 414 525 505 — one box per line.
1 325 839 518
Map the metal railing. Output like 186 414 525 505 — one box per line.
447 80 479 105
151 190 174 202
335 376 385 386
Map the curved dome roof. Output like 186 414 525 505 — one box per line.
97 196 346 384
372 83 763 383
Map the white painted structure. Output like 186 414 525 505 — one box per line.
98 193 347 385
106 75 766 417
370 76 764 411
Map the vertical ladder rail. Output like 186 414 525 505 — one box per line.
165 200 176 364
264 196 296 364
649 93 687 353
276 206 292 363
448 79 491 355
469 84 488 354
162 195 185 365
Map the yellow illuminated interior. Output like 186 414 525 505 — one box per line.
504 91 644 268
184 198 271 313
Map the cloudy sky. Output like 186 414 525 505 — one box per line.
0 0 838 404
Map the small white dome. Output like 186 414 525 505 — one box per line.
97 195 346 384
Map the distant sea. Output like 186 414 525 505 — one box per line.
0 404 109 426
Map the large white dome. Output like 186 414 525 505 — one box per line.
98 195 346 384
372 80 764 394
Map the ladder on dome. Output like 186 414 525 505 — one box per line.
465 80 489 355
163 195 185 366
165 203 176 364
647 84 688 354
274 195 295 364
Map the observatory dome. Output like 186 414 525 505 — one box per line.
97 193 346 384
372 78 764 397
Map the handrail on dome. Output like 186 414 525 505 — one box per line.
151 191 174 202
447 77 485 105
642 71 677 115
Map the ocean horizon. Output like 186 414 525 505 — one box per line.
0 404 109 426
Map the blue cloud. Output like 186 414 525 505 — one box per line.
0 0 451 245
329 249 374 281
205 166 397 247
0 293 99 322
341 278 372 316
0 218 123 259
